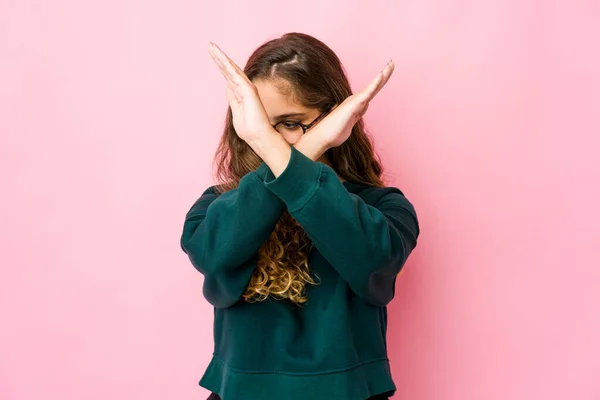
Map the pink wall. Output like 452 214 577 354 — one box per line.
1 1 599 399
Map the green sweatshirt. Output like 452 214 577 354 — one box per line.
180 145 419 400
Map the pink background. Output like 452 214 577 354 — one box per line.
1 1 599 399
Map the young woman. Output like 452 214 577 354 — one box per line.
180 32 420 400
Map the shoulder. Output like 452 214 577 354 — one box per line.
201 183 231 198
202 185 218 196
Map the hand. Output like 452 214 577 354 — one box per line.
299 60 395 150
208 42 275 143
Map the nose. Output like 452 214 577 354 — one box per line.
280 131 303 145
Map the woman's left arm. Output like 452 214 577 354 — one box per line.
261 143 420 307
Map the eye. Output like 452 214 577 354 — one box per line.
281 121 300 129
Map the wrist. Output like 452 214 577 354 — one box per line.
294 133 331 162
246 130 292 177
245 128 280 156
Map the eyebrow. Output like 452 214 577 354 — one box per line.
273 112 307 121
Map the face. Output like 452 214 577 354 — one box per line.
253 78 323 145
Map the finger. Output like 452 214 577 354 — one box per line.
360 73 383 102
226 84 239 105
209 43 249 87
361 61 394 101
357 61 395 103
209 44 239 87
376 61 395 93
209 44 258 104
359 103 369 117
211 42 252 84
226 84 245 118
227 83 246 110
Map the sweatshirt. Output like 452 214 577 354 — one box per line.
180 145 420 400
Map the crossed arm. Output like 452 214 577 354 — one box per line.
180 42 418 308
181 133 419 308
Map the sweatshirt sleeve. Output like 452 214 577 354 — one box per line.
262 145 420 307
180 162 285 308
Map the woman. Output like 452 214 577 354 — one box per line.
180 32 420 400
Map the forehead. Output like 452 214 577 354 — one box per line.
253 78 309 119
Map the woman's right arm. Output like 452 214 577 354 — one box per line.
180 162 285 308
